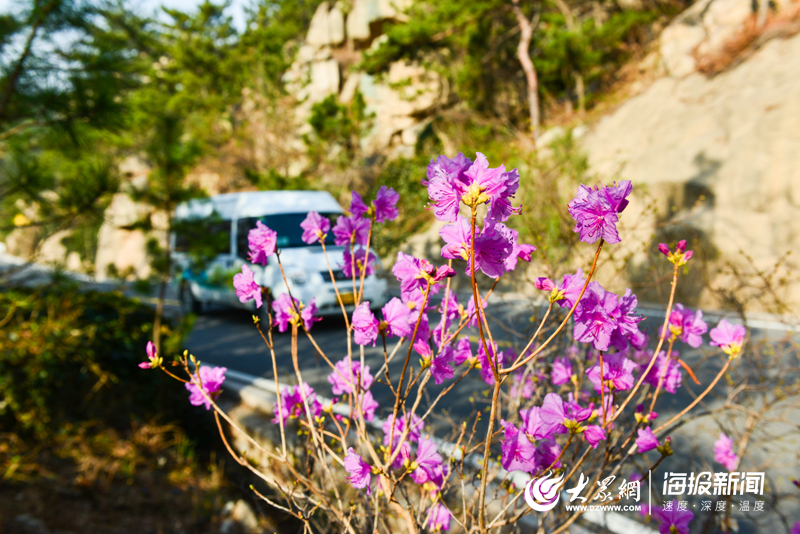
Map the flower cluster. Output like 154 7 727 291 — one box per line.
186 365 227 411
568 181 632 244
658 239 693 267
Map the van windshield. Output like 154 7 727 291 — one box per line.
237 213 340 258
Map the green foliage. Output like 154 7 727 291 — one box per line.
306 92 372 167
368 155 432 257
0 282 191 439
173 211 232 273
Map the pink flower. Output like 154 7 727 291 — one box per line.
636 427 659 453
350 191 369 218
300 211 331 244
665 304 707 348
658 240 694 267
332 214 370 246
272 383 323 424
643 351 682 394
373 186 400 223
464 295 487 329
233 265 262 308
392 252 455 296
344 448 372 494
430 345 456 385
538 393 568 438
139 341 161 369
247 220 277 265
439 216 514 278
586 351 637 392
551 356 574 386
272 293 320 332
653 500 694 534
534 439 562 470
382 413 424 447
791 522 800 534
379 297 412 338
360 390 379 421
424 502 452 532
500 225 535 272
583 425 606 449
341 246 375 278
713 433 739 471
411 438 445 486
328 356 373 396
709 319 746 358
453 337 472 365
555 268 587 309
568 181 632 244
500 420 537 473
352 302 380 346
535 277 556 291
185 365 227 410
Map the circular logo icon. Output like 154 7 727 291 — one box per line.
525 471 565 512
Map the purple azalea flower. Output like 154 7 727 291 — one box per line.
332 214 370 246
539 393 569 437
644 351 682 394
233 265 262 308
464 295 487 329
574 283 643 352
535 277 556 291
423 163 465 223
586 351 637 392
551 356 574 386
382 414 424 448
350 191 369 218
453 337 472 365
425 152 472 185
342 246 375 278
247 221 277 265
139 341 161 369
424 502 452 532
373 186 400 223
713 433 739 471
411 312 431 345
709 319 746 358
636 427 660 453
520 406 548 440
439 216 514 278
476 342 508 384
499 225 535 271
402 287 429 324
792 523 800 534
380 297 412 338
300 211 331 244
462 153 522 222
568 181 632 244
430 345 456 385
565 396 593 422
509 371 536 399
344 448 372 494
500 420 537 473
665 304 707 348
659 240 694 267
392 252 456 295
272 293 320 332
328 356 374 396
629 329 650 350
352 302 380 346
653 500 694 534
272 383 323 424
411 438 445 486
185 365 227 410
584 425 606 449
556 268 587 309
360 390 379 421
534 439 562 470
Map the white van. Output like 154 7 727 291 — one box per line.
172 191 388 318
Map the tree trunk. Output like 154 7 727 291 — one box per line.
511 0 541 142
575 71 585 115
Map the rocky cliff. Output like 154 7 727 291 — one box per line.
581 0 800 313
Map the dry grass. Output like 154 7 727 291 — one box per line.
0 421 246 534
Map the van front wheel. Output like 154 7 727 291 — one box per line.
180 282 203 315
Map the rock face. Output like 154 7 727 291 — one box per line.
659 0 796 77
582 29 800 310
282 0 442 162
